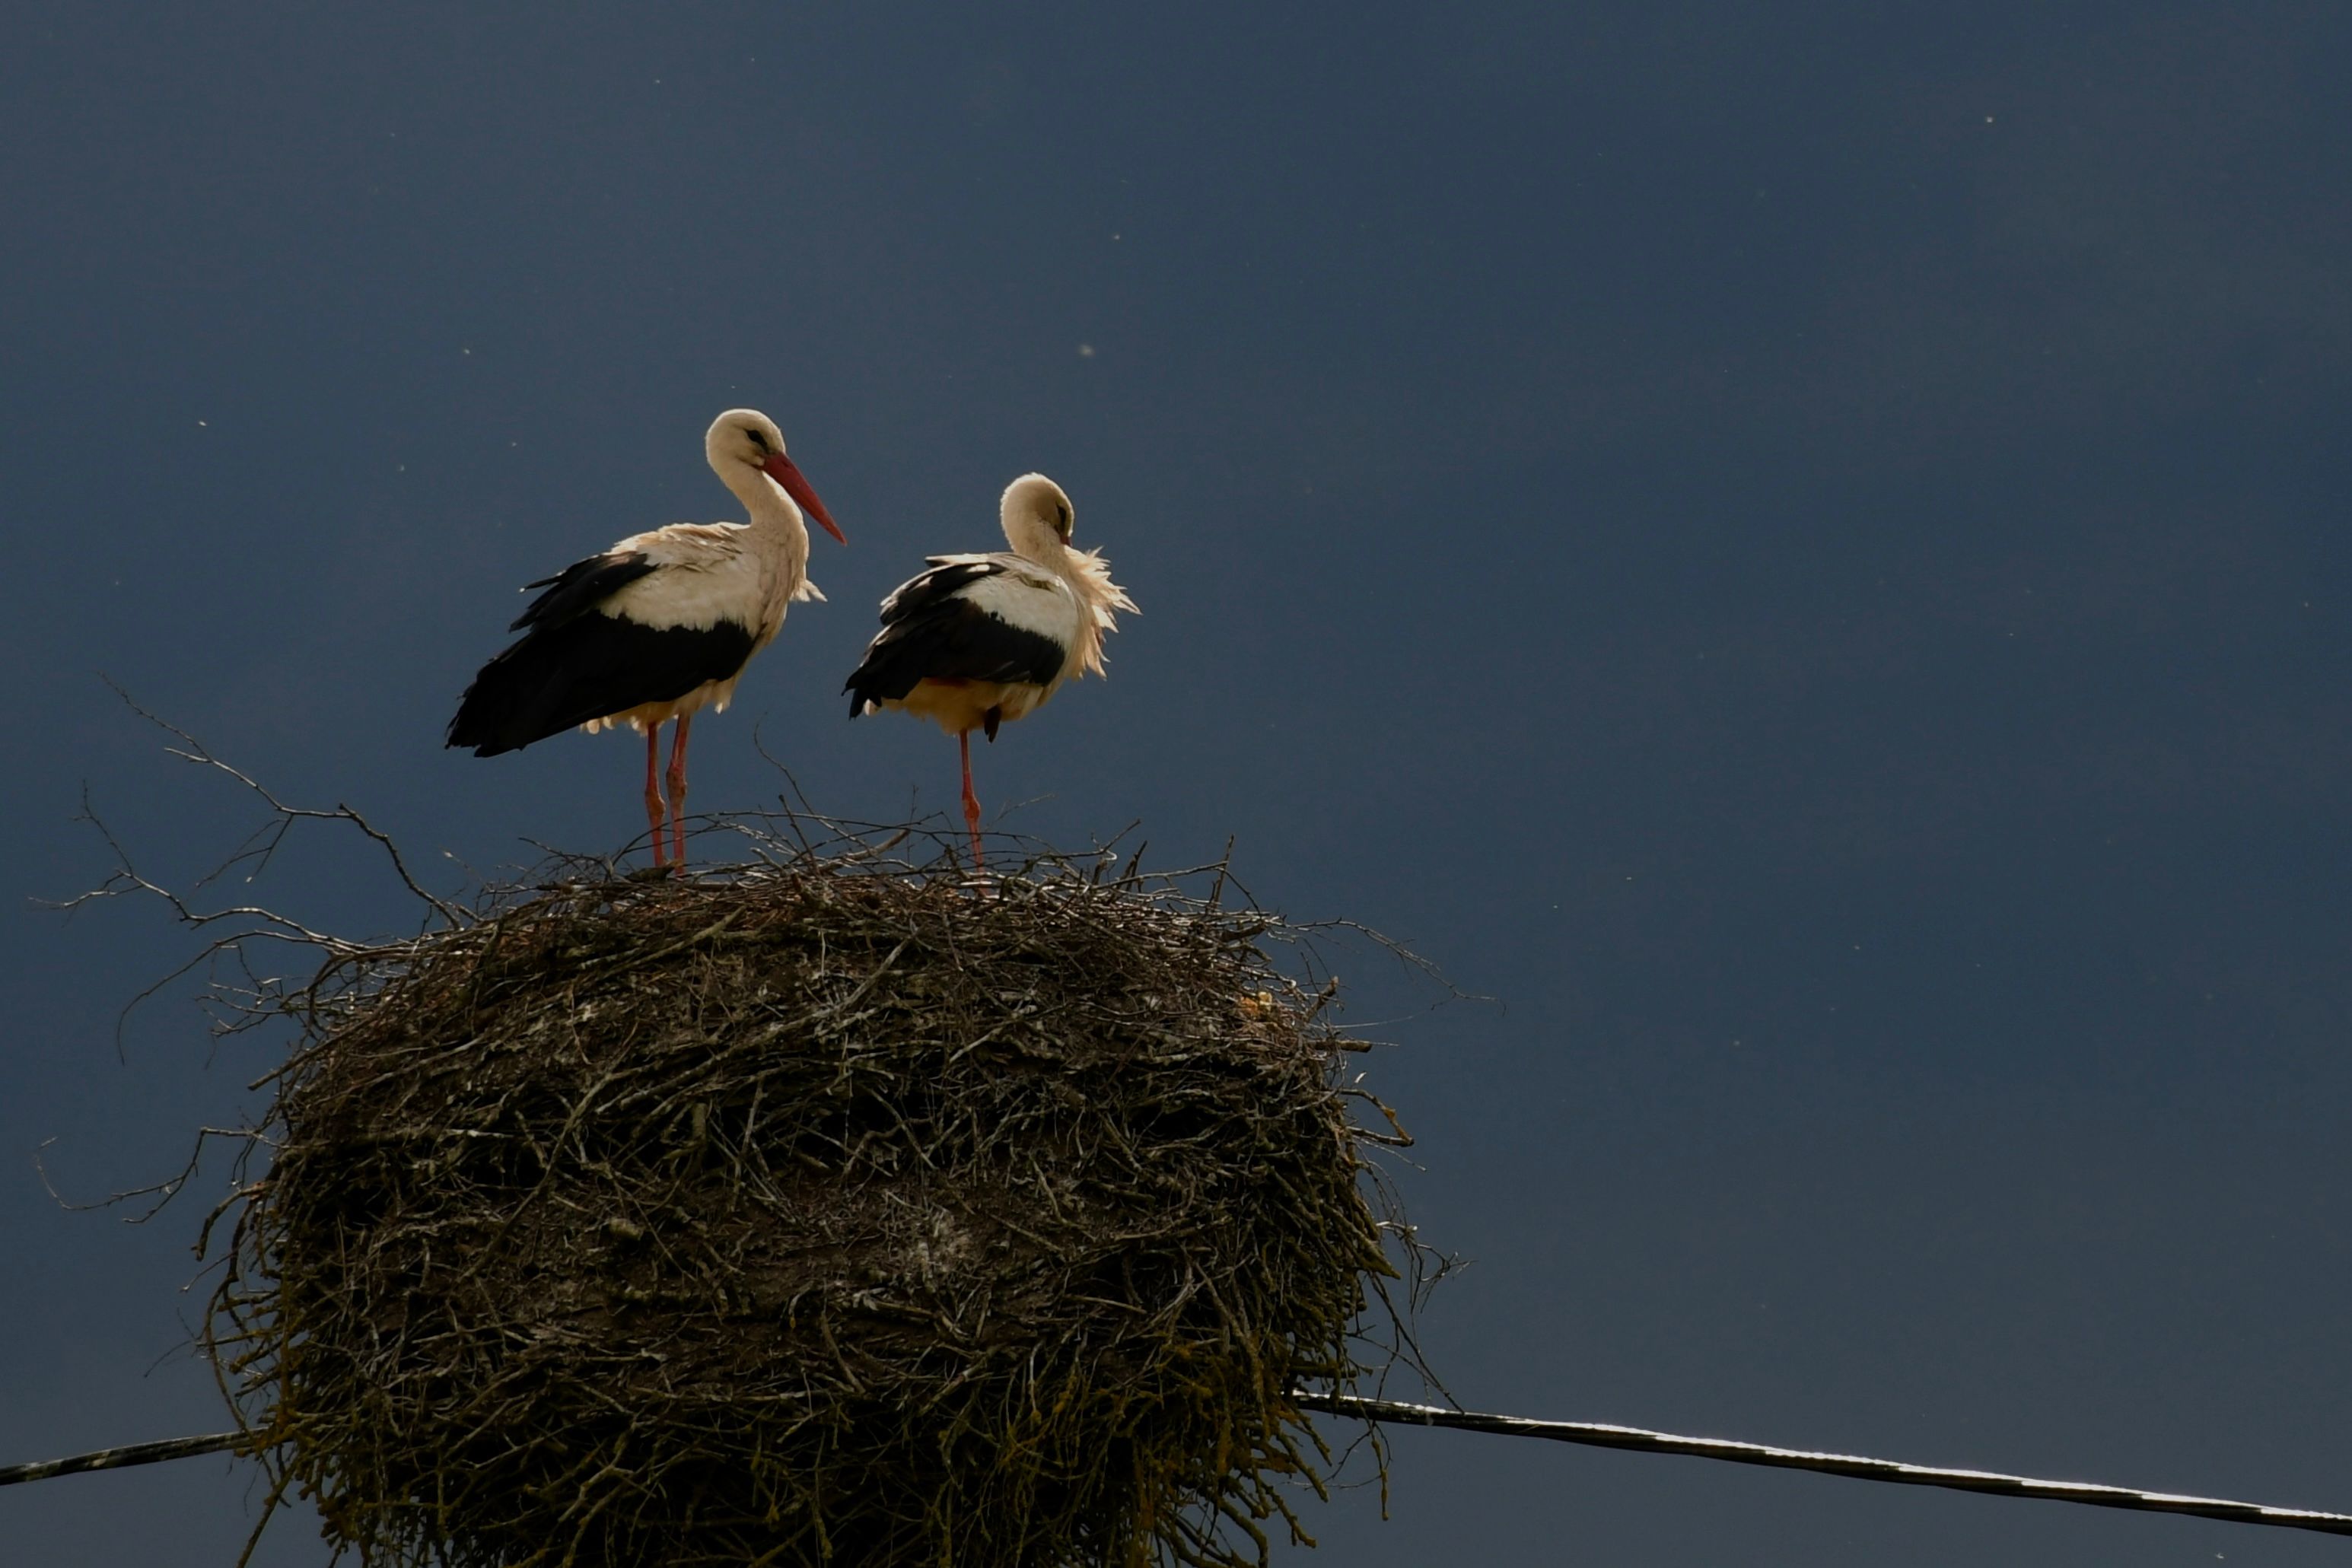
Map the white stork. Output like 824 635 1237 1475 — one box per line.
447 409 846 867
844 473 1135 868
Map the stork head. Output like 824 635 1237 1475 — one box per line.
1001 473 1076 558
1001 472 1135 656
706 409 847 544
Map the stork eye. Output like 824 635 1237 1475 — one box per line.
746 428 771 453
1055 502 1072 534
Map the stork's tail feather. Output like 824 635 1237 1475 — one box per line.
447 635 574 757
843 658 903 720
447 614 756 758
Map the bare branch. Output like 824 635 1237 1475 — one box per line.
96 676 469 928
33 1127 263 1223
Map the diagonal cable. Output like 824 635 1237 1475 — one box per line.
1 1432 241 1489
1298 1393 2352 1538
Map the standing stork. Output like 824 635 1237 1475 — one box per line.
844 473 1135 868
447 409 846 867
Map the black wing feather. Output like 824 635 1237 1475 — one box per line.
843 558 1066 716
872 558 1000 625
509 549 660 631
447 612 756 756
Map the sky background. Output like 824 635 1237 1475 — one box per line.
5 2 2352 1563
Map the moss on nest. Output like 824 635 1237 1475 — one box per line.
207 843 1412 1567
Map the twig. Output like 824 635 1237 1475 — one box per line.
0 1431 241 1489
1297 1393 2352 1538
94 676 469 928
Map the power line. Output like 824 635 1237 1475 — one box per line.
0 1432 239 1489
12 1405 2352 1544
1298 1394 2352 1538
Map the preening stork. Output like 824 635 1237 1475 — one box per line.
447 409 846 867
844 473 1135 868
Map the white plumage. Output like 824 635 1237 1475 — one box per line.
577 523 829 736
448 409 846 868
844 473 1135 868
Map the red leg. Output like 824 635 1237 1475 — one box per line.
666 712 694 870
643 723 668 867
959 728 985 870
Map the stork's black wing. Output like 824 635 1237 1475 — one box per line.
843 558 1066 715
445 549 753 757
509 549 660 631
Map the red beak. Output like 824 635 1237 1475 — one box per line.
763 452 847 545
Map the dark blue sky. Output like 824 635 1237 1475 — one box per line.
7 4 2352 1562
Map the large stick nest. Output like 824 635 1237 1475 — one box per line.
203 830 1418 1567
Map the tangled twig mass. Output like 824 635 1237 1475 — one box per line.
183 813 1421 1568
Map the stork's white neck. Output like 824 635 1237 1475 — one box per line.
1001 509 1068 571
712 460 799 536
708 453 814 631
